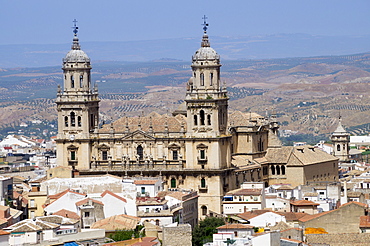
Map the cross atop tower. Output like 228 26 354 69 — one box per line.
72 19 79 36
202 15 208 33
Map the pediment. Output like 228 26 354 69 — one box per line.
122 130 155 140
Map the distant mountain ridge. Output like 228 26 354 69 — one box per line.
0 33 369 68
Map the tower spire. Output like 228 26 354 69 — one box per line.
201 15 210 47
71 19 81 50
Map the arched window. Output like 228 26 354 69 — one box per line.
70 112 76 127
210 73 213 86
271 165 275 175
201 205 207 216
171 178 176 188
77 116 81 127
337 144 340 151
281 165 285 175
276 165 281 175
71 75 75 88
155 219 160 226
200 73 204 86
201 178 206 188
200 110 205 125
79 75 83 88
194 115 198 126
64 116 69 127
137 145 143 160
207 115 211 125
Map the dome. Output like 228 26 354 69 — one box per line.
64 49 90 63
192 33 220 61
63 36 90 63
193 46 220 61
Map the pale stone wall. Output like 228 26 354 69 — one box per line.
162 223 192 246
301 203 365 233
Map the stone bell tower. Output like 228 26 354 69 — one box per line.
331 117 350 162
56 20 99 169
185 16 228 138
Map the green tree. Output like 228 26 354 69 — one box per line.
109 225 145 242
192 217 225 246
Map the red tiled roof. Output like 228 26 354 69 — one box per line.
134 180 159 185
277 212 306 222
49 189 85 200
0 230 10 235
281 238 303 243
53 209 80 220
76 198 104 207
340 201 367 208
101 190 127 203
290 200 319 206
238 209 276 221
217 224 254 230
226 188 262 196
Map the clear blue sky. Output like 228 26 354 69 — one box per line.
1 0 369 45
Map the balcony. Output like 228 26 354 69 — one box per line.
197 157 207 165
68 157 78 166
91 160 184 171
198 185 208 192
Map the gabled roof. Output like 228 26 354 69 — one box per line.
265 145 338 166
91 214 140 231
237 209 280 221
76 198 104 207
278 212 307 222
225 188 263 196
53 209 80 220
290 200 319 206
48 189 86 200
101 190 127 203
299 201 367 223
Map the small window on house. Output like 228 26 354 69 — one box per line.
102 151 108 161
80 75 83 88
276 165 280 175
201 205 207 216
281 165 285 175
207 115 211 125
84 212 90 217
201 178 206 188
173 150 178 160
210 73 213 86
78 116 81 127
194 115 198 126
70 151 76 161
200 149 206 160
337 144 340 151
171 178 176 188
271 165 275 175
137 145 143 160
141 187 145 194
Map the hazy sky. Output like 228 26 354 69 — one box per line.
1 0 369 45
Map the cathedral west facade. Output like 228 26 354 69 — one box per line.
56 22 338 218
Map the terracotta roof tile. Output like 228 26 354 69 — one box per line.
290 200 319 206
53 209 80 220
76 198 104 207
92 214 140 231
101 190 127 203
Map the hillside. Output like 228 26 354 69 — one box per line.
1 52 370 138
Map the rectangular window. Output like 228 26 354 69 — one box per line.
84 211 90 218
102 151 108 160
173 150 178 160
200 150 205 160
141 187 145 194
70 151 76 161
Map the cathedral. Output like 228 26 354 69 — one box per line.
56 21 338 218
